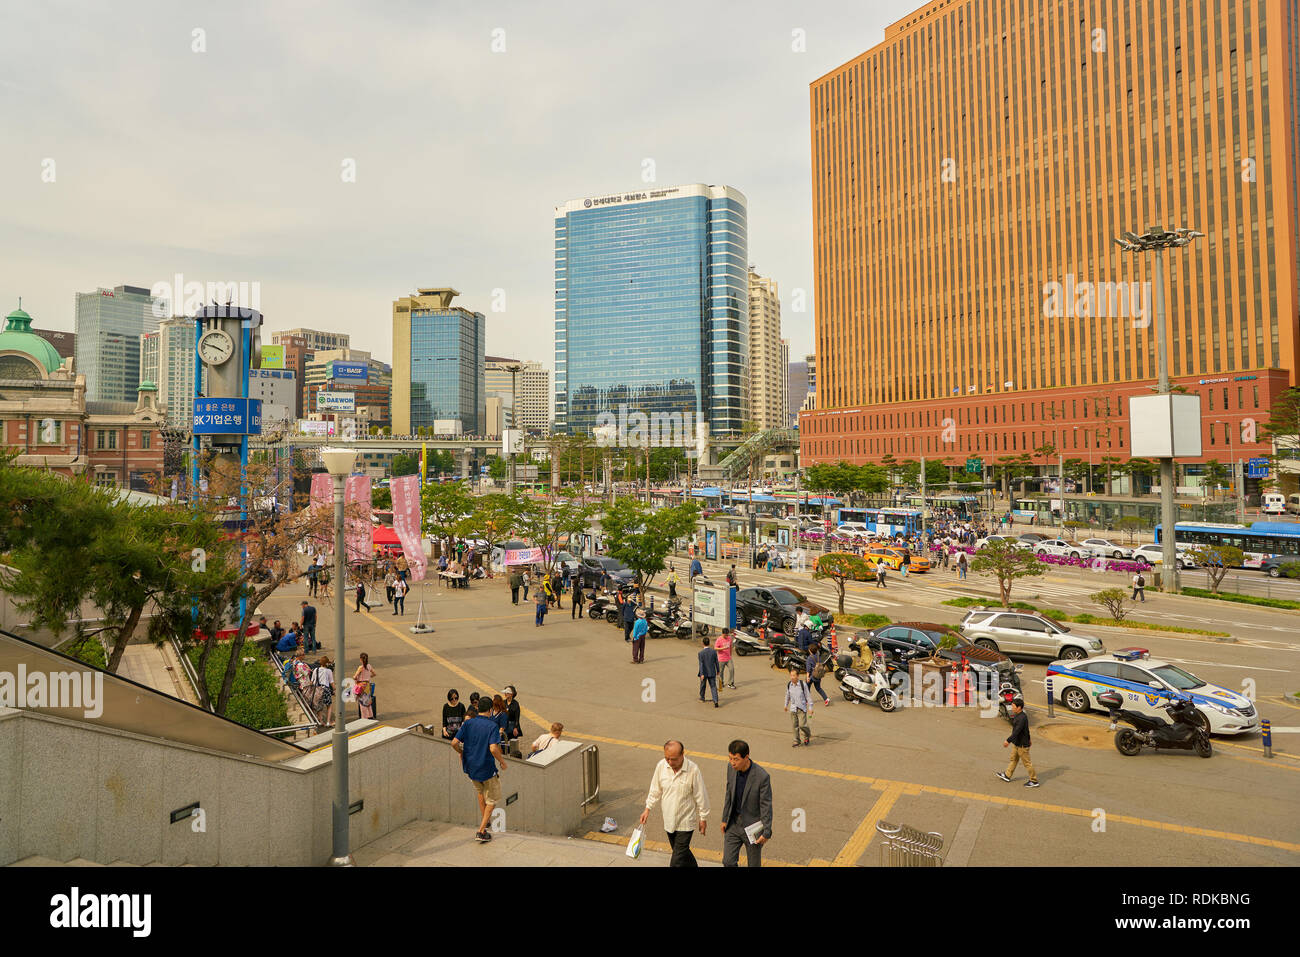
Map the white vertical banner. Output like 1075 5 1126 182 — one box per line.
390 475 427 581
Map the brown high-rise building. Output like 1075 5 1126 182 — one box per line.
802 0 1299 480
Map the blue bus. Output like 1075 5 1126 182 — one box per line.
1155 521 1300 568
837 507 923 537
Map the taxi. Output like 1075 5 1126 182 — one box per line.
864 545 931 573
1046 648 1259 735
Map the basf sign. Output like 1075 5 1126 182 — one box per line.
330 361 368 383
316 391 356 412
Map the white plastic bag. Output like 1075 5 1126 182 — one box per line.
626 827 643 859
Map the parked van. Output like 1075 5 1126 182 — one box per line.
1262 492 1287 515
1287 494 1300 515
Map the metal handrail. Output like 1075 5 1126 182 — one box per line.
169 635 213 711
579 744 600 810
262 722 322 737
269 647 326 728
876 820 944 866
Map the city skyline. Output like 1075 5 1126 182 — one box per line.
0 1 916 372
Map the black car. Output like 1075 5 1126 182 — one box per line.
864 622 1018 684
1259 557 1298 578
579 555 638 589
734 586 831 635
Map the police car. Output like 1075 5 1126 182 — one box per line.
1046 648 1260 735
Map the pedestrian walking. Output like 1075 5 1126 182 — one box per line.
805 643 832 706
715 628 736 688
452 696 508 843
543 572 557 608
393 576 407 615
352 652 376 720
311 656 335 725
638 741 710 867
385 571 397 608
622 592 638 642
1131 571 1146 602
666 565 679 600
509 568 523 604
354 580 372 613
689 556 703 586
996 698 1040 787
698 636 720 706
631 608 648 663
875 562 887 588
958 552 968 580
720 740 773 868
726 564 738 588
571 583 586 619
307 562 319 597
534 589 548 627
299 601 317 652
521 569 530 602
784 668 813 746
501 685 523 757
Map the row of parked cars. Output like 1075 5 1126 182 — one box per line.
975 533 1201 568
850 616 1257 736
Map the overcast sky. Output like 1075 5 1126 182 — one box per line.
1 0 914 368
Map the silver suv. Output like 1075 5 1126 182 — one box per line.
959 609 1105 661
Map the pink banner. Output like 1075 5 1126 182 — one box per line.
504 547 546 566
344 475 372 565
390 475 427 582
309 472 334 550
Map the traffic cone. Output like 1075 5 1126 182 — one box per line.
829 622 838 655
960 654 973 706
945 668 959 706
760 609 768 642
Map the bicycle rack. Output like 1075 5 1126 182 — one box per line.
876 820 944 867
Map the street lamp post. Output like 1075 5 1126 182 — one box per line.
321 446 357 866
1115 225 1203 593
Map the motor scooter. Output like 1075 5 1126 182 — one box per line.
834 650 898 712
586 590 619 623
1097 691 1212 758
732 620 772 656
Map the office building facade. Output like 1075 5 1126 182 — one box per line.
269 328 352 418
554 184 749 437
748 270 787 430
485 356 552 434
303 349 392 428
391 288 485 435
802 0 1299 473
74 285 163 403
139 316 205 429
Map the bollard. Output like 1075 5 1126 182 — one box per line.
1263 718 1272 759
1046 677 1055 718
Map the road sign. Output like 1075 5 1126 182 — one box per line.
193 397 262 435
1247 457 1269 478
965 458 983 474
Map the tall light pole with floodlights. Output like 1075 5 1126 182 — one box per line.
1114 225 1203 592
321 446 357 865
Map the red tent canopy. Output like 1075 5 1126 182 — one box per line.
372 526 402 548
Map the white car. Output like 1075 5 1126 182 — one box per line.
1133 543 1199 568
1080 538 1134 559
1032 538 1088 559
836 522 872 539
1047 648 1259 735
975 534 1020 550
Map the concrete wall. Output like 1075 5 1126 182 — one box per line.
0 710 587 866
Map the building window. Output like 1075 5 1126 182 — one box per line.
35 418 62 446
141 431 151 450
95 430 118 450
94 472 117 488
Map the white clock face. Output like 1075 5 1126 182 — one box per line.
198 329 235 365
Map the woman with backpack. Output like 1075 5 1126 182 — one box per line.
352 652 377 720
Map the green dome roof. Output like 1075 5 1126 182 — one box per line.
138 380 157 391
0 304 62 374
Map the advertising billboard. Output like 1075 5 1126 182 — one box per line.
193 397 262 435
692 584 732 629
260 344 285 369
316 391 356 412
330 361 368 383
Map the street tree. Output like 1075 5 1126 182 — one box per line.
420 480 474 552
511 495 596 573
1114 515 1149 544
813 552 869 614
969 538 1045 607
599 499 699 596
1090 587 1135 623
1188 544 1244 594
391 453 419 477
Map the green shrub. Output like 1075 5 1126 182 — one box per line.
1281 562 1300 579
1180 587 1300 610
845 613 891 628
66 636 107 669
188 641 289 730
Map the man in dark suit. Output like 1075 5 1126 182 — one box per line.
698 636 720 707
720 739 773 867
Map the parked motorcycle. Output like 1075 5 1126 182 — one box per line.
834 650 898 712
733 620 772 657
1097 691 1212 758
586 591 619 623
645 606 693 639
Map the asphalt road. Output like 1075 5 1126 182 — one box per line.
265 564 1300 867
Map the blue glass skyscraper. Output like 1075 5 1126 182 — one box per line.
554 184 749 436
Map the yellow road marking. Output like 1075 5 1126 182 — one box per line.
361 611 1300 857
833 783 904 866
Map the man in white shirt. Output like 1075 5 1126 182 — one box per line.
638 740 710 867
